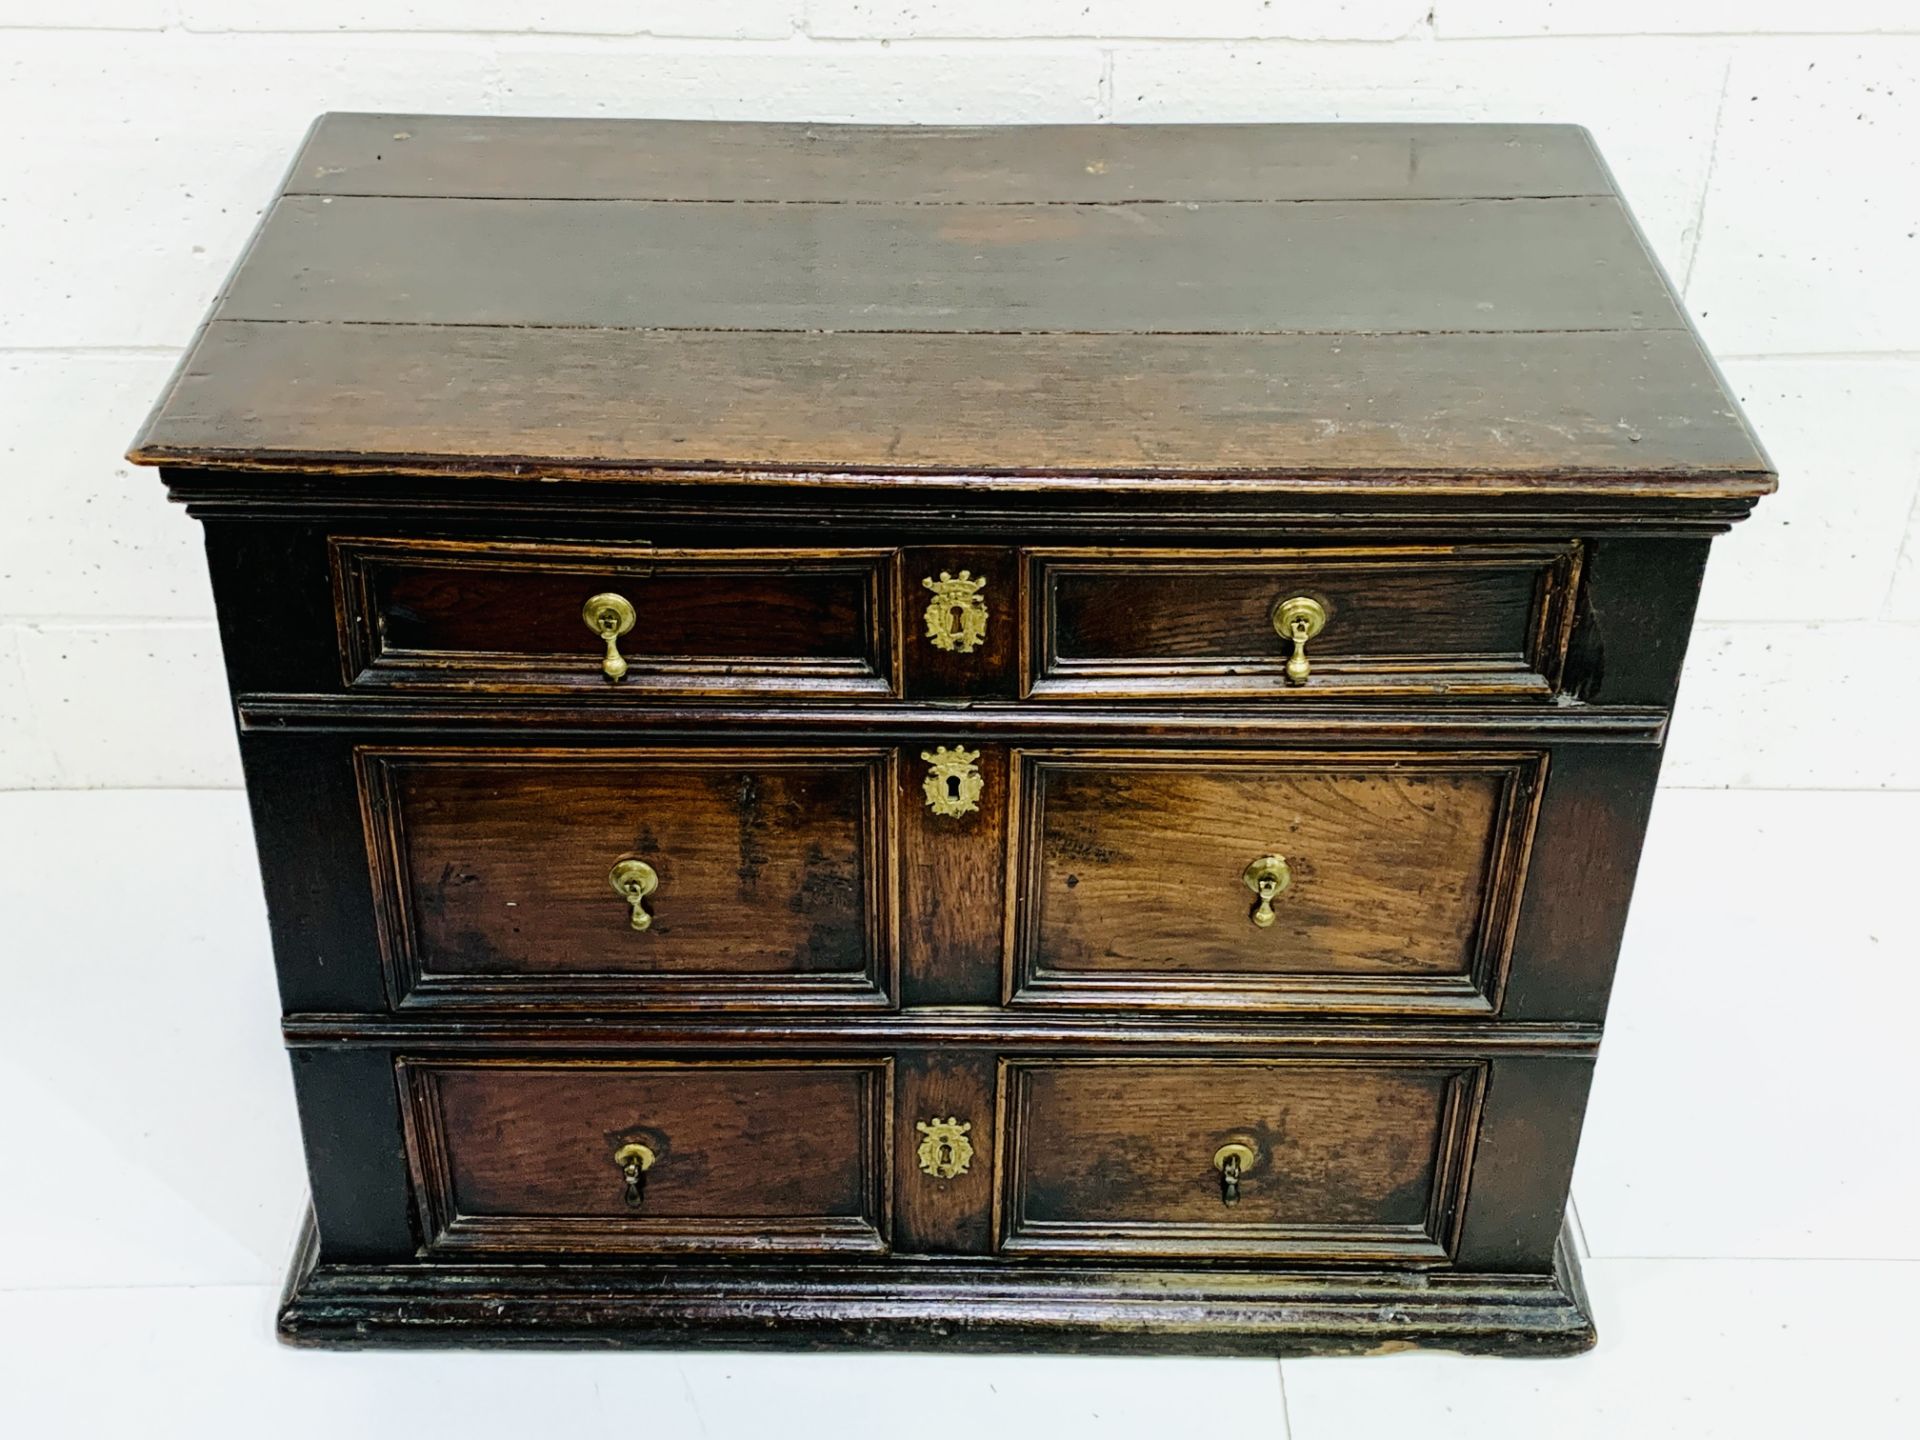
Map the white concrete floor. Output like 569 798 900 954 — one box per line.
1 787 1912 1438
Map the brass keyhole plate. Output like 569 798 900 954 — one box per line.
915 1117 974 1180
921 746 983 818
921 571 989 654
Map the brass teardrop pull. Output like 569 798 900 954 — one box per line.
582 591 638 682
1213 1142 1257 1207
614 1142 656 1209
1272 595 1328 685
608 857 659 931
1242 854 1293 929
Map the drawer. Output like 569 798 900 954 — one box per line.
332 536 902 696
1007 749 1545 1014
1023 544 1581 700
999 1059 1482 1263
360 746 897 1009
400 1058 891 1256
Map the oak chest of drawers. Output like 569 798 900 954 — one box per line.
130 114 1773 1355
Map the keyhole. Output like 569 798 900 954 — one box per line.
939 1141 953 1167
946 774 961 801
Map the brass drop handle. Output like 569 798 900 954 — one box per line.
608 858 659 931
582 591 638 682
1213 1143 1257 1207
1272 595 1328 685
614 1142 656 1208
1242 854 1293 928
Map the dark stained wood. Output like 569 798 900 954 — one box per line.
1009 750 1543 1013
134 324 1772 488
1000 1059 1481 1261
287 1048 415 1262
134 118 1769 1357
333 536 900 698
1028 544 1579 700
238 732 389 1014
240 696 1672 742
220 193 1680 336
893 1050 996 1255
131 115 1773 494
284 1004 1604 1053
1501 744 1666 1024
1453 1056 1597 1271
401 1057 890 1255
292 115 1612 203
899 742 1006 1007
1563 537 1714 706
360 747 897 1009
278 1209 1597 1354
901 545 1019 701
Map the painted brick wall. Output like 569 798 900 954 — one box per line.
3 2 1916 789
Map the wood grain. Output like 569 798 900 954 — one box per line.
277 1212 1598 1354
1028 544 1578 699
899 743 1007 1006
133 323 1771 486
361 747 897 1009
220 193 1678 335
1010 750 1544 1012
402 1057 890 1255
999 1059 1481 1261
893 1050 996 1255
291 115 1612 204
333 536 900 698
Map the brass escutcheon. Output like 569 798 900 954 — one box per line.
1242 854 1293 929
922 571 989 654
614 1142 657 1209
1272 595 1328 685
920 746 983 818
608 857 659 931
583 591 638 682
915 1117 974 1180
1212 1142 1258 1207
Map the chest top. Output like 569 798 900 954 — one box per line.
129 114 1770 502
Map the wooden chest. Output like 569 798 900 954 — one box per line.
129 115 1773 1355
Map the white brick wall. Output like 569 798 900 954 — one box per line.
3 2 1916 790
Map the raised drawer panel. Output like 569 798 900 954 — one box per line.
333 537 901 696
360 747 897 1009
1024 545 1580 700
1008 749 1545 1014
999 1059 1482 1262
400 1058 891 1256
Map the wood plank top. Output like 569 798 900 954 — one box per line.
131 115 1773 494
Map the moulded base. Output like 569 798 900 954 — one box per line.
276 1209 1595 1357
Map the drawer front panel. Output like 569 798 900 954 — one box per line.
334 537 901 696
999 1059 1482 1262
361 747 897 1009
401 1058 891 1255
1025 545 1580 700
1009 749 1545 1013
